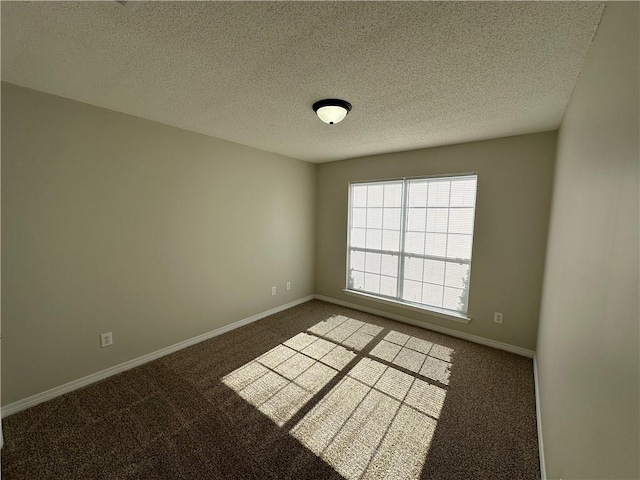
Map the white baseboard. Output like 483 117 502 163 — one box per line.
533 354 547 480
1 295 315 418
314 294 535 358
2 293 536 419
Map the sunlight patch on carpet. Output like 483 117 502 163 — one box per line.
222 339 344 426
309 315 383 351
222 316 453 479
371 329 453 385
291 358 443 480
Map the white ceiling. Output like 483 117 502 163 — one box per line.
1 1 604 163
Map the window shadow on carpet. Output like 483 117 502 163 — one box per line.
222 314 452 480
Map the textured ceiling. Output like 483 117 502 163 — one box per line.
1 1 604 163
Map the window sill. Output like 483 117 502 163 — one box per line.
342 289 472 324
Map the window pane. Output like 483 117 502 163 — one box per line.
350 250 365 271
458 288 470 312
367 185 384 207
443 287 464 310
444 262 469 289
382 230 400 251
380 276 398 297
405 232 425 254
407 208 426 231
408 181 428 207
423 259 445 285
426 208 449 233
402 280 422 302
352 185 367 207
384 183 403 207
383 208 402 230
351 228 365 248
350 270 364 290
365 252 381 274
448 208 474 234
366 208 383 229
381 254 398 277
352 208 366 228
365 229 382 250
446 234 472 260
364 273 380 293
450 178 477 207
425 233 447 257
427 180 450 207
404 257 423 281
422 283 443 308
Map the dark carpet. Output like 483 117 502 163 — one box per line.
1 300 540 479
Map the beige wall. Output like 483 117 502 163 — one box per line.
316 132 556 351
536 3 640 479
1 83 316 405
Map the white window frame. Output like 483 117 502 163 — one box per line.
344 173 477 323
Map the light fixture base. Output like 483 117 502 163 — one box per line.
312 99 352 125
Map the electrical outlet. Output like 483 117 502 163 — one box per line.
286 282 291 291
100 332 113 348
271 286 277 297
494 312 504 324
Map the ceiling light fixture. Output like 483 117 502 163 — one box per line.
312 99 352 125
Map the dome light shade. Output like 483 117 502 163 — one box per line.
312 99 352 125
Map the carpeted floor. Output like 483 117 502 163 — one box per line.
1 300 540 479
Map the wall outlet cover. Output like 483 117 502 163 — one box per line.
100 332 113 348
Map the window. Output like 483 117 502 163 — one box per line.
346 174 478 316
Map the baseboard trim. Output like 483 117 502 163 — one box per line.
314 294 535 358
2 293 535 418
533 354 547 480
1 295 315 418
